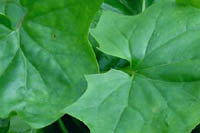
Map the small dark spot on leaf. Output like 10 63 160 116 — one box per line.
53 34 56 39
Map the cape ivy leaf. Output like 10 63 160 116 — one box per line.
91 1 200 72
66 70 200 133
66 2 200 133
0 0 102 128
91 0 156 72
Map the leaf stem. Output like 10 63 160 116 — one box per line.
58 119 69 133
142 0 146 12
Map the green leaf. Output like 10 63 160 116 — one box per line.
176 0 200 9
0 0 102 128
66 2 200 133
91 0 158 73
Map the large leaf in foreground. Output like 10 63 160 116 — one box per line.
66 2 200 133
0 0 102 128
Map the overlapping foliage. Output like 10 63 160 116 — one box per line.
1 0 200 133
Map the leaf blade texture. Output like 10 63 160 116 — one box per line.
0 0 103 128
66 2 200 133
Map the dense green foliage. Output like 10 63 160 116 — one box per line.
1 0 200 133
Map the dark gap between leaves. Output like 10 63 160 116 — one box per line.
41 114 90 133
192 124 200 133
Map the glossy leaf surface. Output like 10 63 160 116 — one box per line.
0 0 102 128
66 2 200 133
